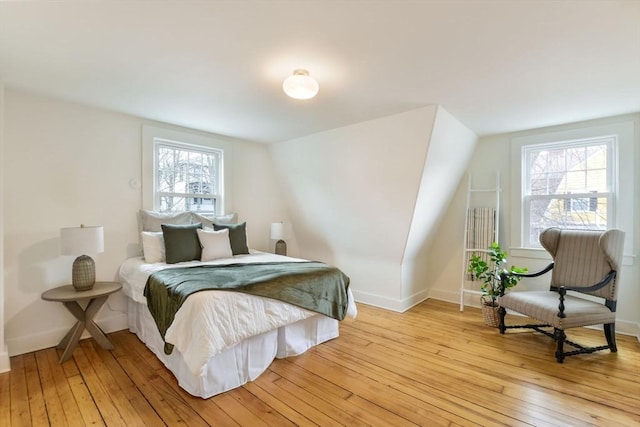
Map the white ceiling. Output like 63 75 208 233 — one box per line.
1 1 639 143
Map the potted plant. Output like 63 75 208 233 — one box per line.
467 242 527 327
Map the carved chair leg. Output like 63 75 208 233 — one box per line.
604 323 617 352
498 306 507 334
554 328 566 363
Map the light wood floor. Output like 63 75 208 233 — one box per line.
2 299 639 426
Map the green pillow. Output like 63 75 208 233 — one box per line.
213 222 249 255
162 223 203 264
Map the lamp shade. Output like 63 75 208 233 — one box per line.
60 225 104 255
270 222 284 240
282 69 319 100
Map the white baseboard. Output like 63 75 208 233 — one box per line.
428 289 461 306
0 343 10 373
616 319 640 338
351 288 429 313
6 313 128 357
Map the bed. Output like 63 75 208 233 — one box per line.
118 211 356 398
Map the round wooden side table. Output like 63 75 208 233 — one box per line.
41 281 122 363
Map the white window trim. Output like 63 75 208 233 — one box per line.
510 119 635 263
142 125 233 214
153 139 223 213
521 135 615 248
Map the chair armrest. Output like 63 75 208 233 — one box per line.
512 263 554 278
552 270 617 318
551 270 617 294
498 263 554 296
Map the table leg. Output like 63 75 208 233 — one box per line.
84 296 113 350
58 319 85 363
58 295 113 363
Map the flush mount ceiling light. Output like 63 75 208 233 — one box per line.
282 69 319 99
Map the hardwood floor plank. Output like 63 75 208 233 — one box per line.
334 335 583 426
0 371 11 427
242 380 321 427
91 332 164 426
109 331 210 427
22 353 48 427
72 344 127 426
9 355 31 427
270 358 379 425
271 358 460 426
79 340 150 425
213 391 273 427
44 348 87 427
118 328 242 427
35 350 67 426
251 371 347 426
154 367 241 427
226 386 298 426
66 375 105 427
263 369 391 426
299 345 521 427
3 300 639 427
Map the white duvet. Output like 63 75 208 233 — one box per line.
118 251 357 376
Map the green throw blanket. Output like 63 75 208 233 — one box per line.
143 261 350 354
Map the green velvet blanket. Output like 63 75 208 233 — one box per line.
143 261 350 354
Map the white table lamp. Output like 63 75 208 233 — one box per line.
60 225 104 291
270 222 287 256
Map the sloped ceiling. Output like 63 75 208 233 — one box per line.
1 1 639 143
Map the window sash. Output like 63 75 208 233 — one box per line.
521 137 614 248
153 139 223 214
523 192 611 247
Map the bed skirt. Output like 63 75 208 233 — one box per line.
127 299 339 398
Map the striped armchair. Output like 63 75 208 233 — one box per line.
498 227 625 363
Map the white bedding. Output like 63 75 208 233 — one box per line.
118 251 357 376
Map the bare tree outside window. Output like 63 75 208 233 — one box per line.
155 142 222 214
523 138 612 246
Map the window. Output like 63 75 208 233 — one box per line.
510 119 634 254
142 125 232 215
522 137 613 247
154 140 222 214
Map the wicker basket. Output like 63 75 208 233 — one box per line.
481 297 500 328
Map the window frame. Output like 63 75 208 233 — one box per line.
142 125 233 215
521 136 615 248
509 119 634 258
153 139 223 214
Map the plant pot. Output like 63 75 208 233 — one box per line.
481 297 500 328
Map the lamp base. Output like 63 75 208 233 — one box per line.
275 239 287 256
72 255 96 291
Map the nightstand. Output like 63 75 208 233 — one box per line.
41 281 122 363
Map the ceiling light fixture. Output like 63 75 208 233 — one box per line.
282 69 319 100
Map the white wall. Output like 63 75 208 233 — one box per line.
270 106 477 311
428 113 640 338
402 107 477 305
0 80 10 372
3 89 287 356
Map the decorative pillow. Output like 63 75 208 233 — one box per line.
162 223 203 264
196 228 233 261
191 212 238 228
140 210 192 232
213 222 249 255
141 231 165 263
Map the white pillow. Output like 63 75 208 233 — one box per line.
197 228 233 261
141 231 166 263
